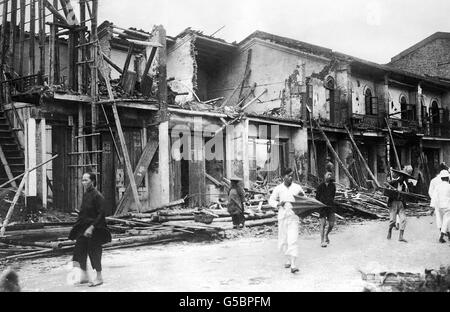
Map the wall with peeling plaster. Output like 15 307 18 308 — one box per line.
310 77 328 119
422 90 446 110
350 76 377 115
209 39 330 116
167 35 196 104
388 86 410 119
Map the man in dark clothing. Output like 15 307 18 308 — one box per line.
385 169 410 243
69 172 111 287
316 171 336 248
227 178 246 229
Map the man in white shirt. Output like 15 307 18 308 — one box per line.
269 168 306 274
429 163 448 235
433 170 450 243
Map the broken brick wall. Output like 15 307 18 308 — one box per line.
390 38 450 80
167 34 196 104
209 39 330 116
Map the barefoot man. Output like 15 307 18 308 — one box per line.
316 171 336 248
386 168 413 243
269 168 306 274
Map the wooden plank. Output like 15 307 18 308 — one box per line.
156 26 170 206
43 0 69 25
0 174 27 236
344 126 381 188
38 0 46 75
41 119 47 209
0 145 17 188
9 0 17 75
100 67 142 212
114 140 159 215
241 89 268 111
120 43 134 85
315 120 359 187
26 118 37 197
141 47 158 97
205 173 222 187
58 0 79 25
1 0 9 103
18 0 25 76
220 49 252 108
102 52 123 74
29 0 36 75
306 105 318 176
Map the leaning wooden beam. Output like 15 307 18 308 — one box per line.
315 120 360 188
344 125 381 188
100 67 143 213
43 0 69 25
240 88 268 111
385 117 401 170
111 24 152 38
120 43 134 86
58 0 79 25
141 198 186 214
220 49 252 108
205 173 223 187
0 174 27 236
101 52 123 74
114 140 159 216
0 145 17 188
141 46 158 97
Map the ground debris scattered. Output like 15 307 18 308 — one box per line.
362 266 450 292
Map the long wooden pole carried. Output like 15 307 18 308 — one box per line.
315 120 359 188
344 126 381 188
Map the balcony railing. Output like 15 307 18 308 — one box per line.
351 114 381 130
386 118 419 132
423 122 450 137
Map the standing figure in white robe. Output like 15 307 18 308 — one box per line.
432 170 450 243
269 168 306 274
429 164 448 232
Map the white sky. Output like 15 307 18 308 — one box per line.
98 0 450 64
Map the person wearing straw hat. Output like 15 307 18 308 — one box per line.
269 168 306 274
429 163 449 235
227 177 246 229
431 169 450 243
385 167 414 242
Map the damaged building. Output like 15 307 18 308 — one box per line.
1 0 450 225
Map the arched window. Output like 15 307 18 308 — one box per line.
325 77 336 122
430 100 440 124
365 88 372 115
400 95 407 120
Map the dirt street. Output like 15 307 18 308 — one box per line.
13 216 450 292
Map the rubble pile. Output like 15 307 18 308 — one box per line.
362 266 450 292
0 177 431 263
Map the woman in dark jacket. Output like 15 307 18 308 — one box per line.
227 178 246 229
69 172 111 287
